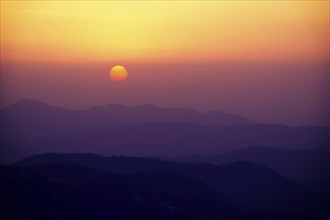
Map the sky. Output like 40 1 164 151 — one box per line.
1 1 329 126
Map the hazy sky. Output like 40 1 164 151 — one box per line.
1 1 329 126
1 1 328 63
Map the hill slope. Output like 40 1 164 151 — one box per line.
16 153 330 218
179 147 330 194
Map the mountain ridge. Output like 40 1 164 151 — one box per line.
1 121 328 164
0 99 255 139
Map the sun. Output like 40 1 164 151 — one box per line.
109 65 128 82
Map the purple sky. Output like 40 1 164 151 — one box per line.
1 61 329 126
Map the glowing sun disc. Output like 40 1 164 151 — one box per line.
109 65 128 82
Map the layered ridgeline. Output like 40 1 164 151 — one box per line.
1 99 255 138
8 153 330 220
1 100 329 163
179 146 330 194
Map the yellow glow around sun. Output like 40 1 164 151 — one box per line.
0 1 328 63
109 66 128 82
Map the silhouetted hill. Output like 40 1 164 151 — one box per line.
2 122 328 163
179 147 330 194
15 153 330 218
0 164 240 220
4 163 317 220
0 99 255 139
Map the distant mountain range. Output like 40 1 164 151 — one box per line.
13 153 330 219
0 99 255 138
1 99 328 163
1 99 330 219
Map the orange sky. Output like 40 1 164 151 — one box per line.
1 1 329 63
